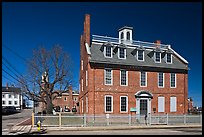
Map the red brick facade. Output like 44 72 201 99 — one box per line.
79 14 188 115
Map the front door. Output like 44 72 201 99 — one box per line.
140 99 147 115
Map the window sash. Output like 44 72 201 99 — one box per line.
158 72 164 87
105 46 112 57
140 71 146 86
119 48 125 59
158 97 165 112
120 96 127 112
170 97 177 112
137 50 144 61
120 70 127 85
170 73 176 88
167 53 172 63
155 52 161 62
105 96 113 112
105 69 112 85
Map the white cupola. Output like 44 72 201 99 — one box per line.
118 26 133 44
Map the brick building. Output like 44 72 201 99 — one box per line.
79 14 188 115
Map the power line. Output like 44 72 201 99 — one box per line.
2 75 17 85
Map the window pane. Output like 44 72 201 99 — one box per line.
106 46 112 57
119 48 125 58
121 70 127 85
170 97 177 112
141 71 146 86
167 53 171 63
106 96 112 112
171 73 176 87
158 72 164 87
121 97 127 112
127 32 130 40
138 50 144 61
155 52 161 62
105 69 112 85
158 97 165 112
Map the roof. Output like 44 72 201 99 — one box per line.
89 36 188 71
118 26 133 31
2 86 21 93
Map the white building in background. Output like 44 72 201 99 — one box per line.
2 85 23 110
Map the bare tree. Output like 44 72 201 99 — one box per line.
18 45 74 114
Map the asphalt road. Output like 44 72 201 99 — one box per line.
2 109 33 130
41 127 202 135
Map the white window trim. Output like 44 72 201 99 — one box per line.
104 68 113 85
137 50 144 61
120 70 128 86
158 96 165 112
166 53 172 64
154 52 161 63
118 48 126 59
104 46 113 58
86 70 88 86
105 95 113 113
140 71 147 87
170 73 177 88
120 96 128 113
158 72 165 88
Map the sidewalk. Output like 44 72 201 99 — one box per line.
30 124 202 133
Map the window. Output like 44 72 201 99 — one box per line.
158 72 164 88
64 97 67 101
118 48 126 59
120 96 128 112
9 101 12 105
170 73 176 88
166 53 172 63
105 95 113 113
105 69 112 85
81 99 83 113
104 46 112 58
81 60 83 70
158 97 165 112
8 94 11 98
74 97 77 101
86 96 88 113
137 50 144 61
140 71 147 87
127 32 130 40
81 79 84 91
120 70 128 86
2 101 5 105
155 52 161 63
14 101 18 105
86 70 88 86
170 97 177 112
121 32 124 40
2 94 5 98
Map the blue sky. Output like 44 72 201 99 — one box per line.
2 2 202 107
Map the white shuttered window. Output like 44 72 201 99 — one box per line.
158 97 165 112
170 97 177 112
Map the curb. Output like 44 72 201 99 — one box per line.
30 124 202 132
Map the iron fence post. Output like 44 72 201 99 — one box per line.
128 114 131 126
166 113 168 125
184 114 186 125
83 114 86 127
200 114 202 125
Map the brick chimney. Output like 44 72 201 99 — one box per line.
83 14 90 46
155 40 161 48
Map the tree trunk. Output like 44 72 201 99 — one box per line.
46 96 53 114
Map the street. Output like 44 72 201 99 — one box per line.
41 127 202 135
2 109 32 133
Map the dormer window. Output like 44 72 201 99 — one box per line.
118 48 126 59
166 53 172 64
104 46 112 58
137 50 144 61
155 52 161 63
